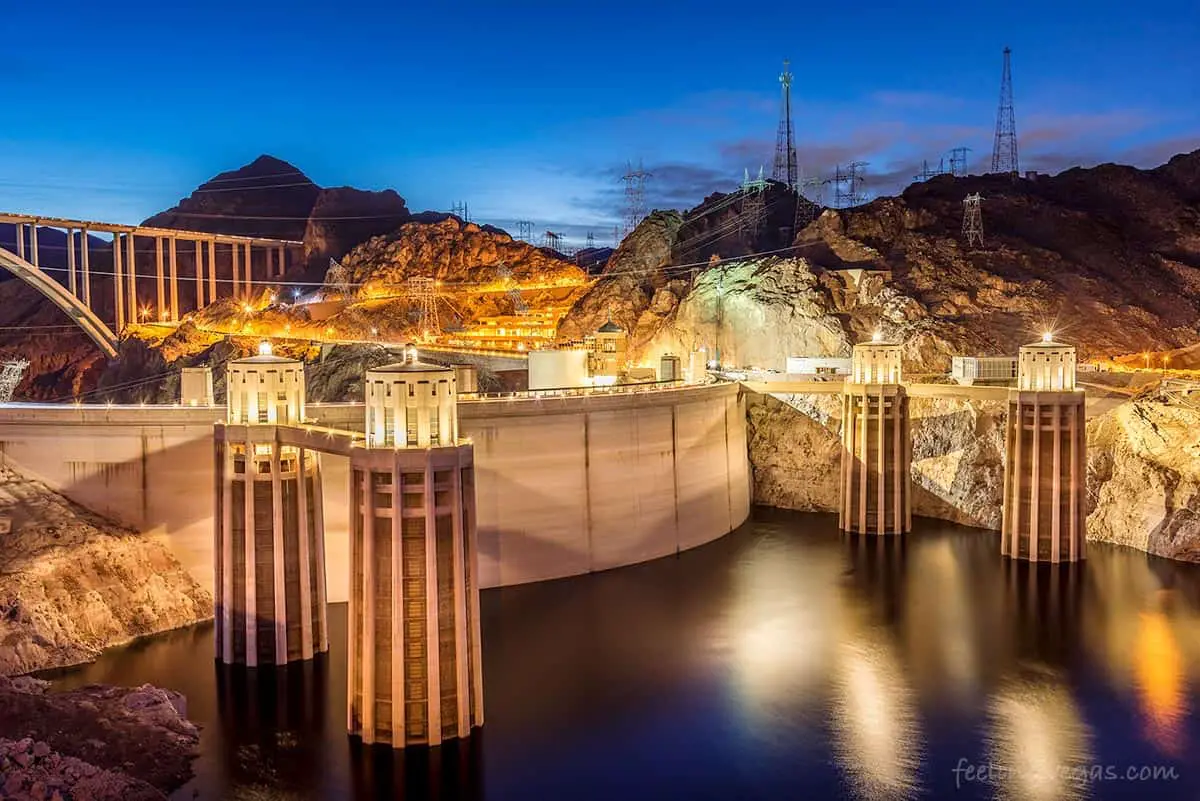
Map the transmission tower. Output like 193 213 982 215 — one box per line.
948 147 971 177
0 358 28 403
542 231 564 252
794 175 824 232
406 276 440 336
612 225 620 248
495 262 527 313
739 166 769 241
914 158 947 182
326 258 354 297
962 193 984 247
772 59 798 189
831 162 868 208
516 220 534 242
585 231 596 249
991 47 1019 175
450 201 470 222
621 160 651 239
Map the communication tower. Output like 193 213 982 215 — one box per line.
772 59 798 189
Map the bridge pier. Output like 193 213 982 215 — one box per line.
214 345 328 665
839 335 912 535
348 347 483 748
1001 336 1087 562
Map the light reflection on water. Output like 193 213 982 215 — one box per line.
44 510 1200 800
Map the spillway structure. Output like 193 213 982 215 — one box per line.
214 342 328 666
347 343 484 748
839 333 912 535
1001 334 1086 562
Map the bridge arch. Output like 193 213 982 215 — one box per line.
0 245 119 357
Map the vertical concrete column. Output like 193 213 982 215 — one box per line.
125 232 137 322
66 228 77 297
231 242 240 299
278 246 286 277
194 240 204 309
155 237 165 319
29 223 39 268
242 427 258 666
244 242 253 298
81 229 91 306
113 233 125 330
168 237 179 321
266 247 274 281
838 337 910 536
15 223 25 260
207 240 217 302
296 445 314 659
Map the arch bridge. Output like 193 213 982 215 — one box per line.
0 213 304 358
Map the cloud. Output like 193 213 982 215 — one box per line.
1019 110 1157 148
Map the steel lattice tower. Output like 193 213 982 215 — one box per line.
948 146 971 177
772 59 798 189
740 167 769 241
516 220 534 242
621 160 651 239
991 47 1019 175
585 232 595 249
963 193 984 247
406 276 440 336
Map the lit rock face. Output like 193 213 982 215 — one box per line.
1087 397 1200 561
0 676 199 800
335 216 586 288
746 390 1006 529
0 465 211 676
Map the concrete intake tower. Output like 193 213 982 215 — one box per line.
214 342 329 666
348 344 484 747
839 333 912 535
1001 335 1086 562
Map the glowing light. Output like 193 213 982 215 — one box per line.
1134 609 1185 755
292 288 302 300
872 329 883 343
1042 331 1054 343
258 340 273 357
243 304 253 314
370 327 379 337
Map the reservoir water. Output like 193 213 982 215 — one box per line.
47 510 1200 800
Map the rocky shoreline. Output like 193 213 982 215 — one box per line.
0 676 199 801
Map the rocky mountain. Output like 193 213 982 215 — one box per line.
567 150 1200 371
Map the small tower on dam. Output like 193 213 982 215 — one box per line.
1001 334 1086 562
214 342 328 666
839 332 912 535
348 343 484 748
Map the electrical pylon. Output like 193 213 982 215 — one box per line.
772 59 798 189
991 47 1019 175
963 193 984 247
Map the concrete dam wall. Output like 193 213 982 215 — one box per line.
0 382 750 601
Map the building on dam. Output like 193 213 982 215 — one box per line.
213 342 329 666
348 343 484 747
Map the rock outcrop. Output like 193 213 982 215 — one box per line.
1087 395 1200 560
0 676 199 800
0 464 211 676
747 385 1200 560
746 390 1006 529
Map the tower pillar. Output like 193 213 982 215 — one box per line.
839 334 911 535
348 343 483 748
213 342 328 665
1001 335 1086 561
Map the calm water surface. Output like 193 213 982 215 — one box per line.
48 510 1200 800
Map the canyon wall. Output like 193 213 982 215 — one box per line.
0 465 210 676
747 387 1200 560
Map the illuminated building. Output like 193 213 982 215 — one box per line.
587 317 628 380
1001 335 1086 562
348 343 484 747
180 366 214 406
214 342 328 666
839 333 911 535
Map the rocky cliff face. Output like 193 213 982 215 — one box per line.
1088 394 1200 560
747 386 1200 560
0 464 211 676
747 390 1006 529
567 152 1200 372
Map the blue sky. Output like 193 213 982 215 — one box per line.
3 0 1198 247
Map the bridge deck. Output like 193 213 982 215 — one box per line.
0 212 302 247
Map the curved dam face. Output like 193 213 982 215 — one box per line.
0 382 749 600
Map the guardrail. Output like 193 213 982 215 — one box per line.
458 378 693 401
